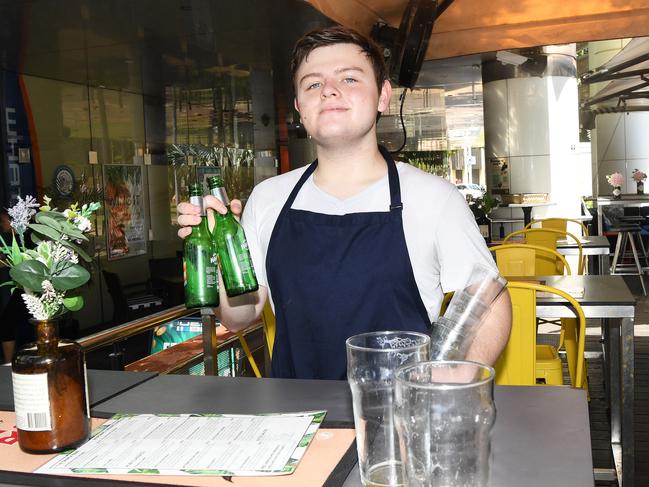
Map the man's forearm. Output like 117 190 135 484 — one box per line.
465 289 512 366
213 272 267 332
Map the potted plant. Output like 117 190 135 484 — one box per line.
632 169 647 194
1 195 100 453
606 172 624 199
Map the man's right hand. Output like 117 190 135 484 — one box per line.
177 196 244 239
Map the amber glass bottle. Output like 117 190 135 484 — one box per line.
11 317 90 453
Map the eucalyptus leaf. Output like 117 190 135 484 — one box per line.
9 260 49 292
58 222 87 241
63 295 84 311
34 212 62 230
51 264 90 290
38 210 66 221
29 223 61 241
59 239 92 262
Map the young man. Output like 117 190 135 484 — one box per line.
178 26 511 380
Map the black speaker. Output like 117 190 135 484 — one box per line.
371 0 438 88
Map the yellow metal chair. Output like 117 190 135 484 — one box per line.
489 243 571 277
233 301 276 378
490 244 587 389
525 218 589 237
261 300 276 359
496 281 586 389
504 228 584 275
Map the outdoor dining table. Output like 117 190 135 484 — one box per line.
533 274 635 486
0 371 593 486
90 374 593 487
555 234 611 274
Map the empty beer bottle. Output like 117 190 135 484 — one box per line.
207 176 259 297
184 184 219 308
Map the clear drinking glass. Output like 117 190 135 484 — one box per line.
394 361 496 487
430 264 506 360
346 331 431 487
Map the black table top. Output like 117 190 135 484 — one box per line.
0 372 593 487
89 374 593 487
0 366 157 411
556 235 610 249
92 374 354 426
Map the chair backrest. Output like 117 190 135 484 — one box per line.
525 218 589 237
261 301 276 359
495 281 586 387
101 270 129 323
504 228 584 274
490 244 571 277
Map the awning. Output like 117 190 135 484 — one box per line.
305 0 649 60
583 37 649 112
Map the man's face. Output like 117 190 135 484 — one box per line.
294 43 391 147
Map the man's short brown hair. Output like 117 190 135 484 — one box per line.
290 26 388 91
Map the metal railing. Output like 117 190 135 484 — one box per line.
77 305 266 375
78 305 197 370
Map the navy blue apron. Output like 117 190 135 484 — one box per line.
265 146 431 379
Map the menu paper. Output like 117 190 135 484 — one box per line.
36 411 326 476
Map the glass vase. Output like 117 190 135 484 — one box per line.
613 186 622 200
638 181 644 194
11 316 90 453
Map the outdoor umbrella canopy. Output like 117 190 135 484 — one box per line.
306 0 649 60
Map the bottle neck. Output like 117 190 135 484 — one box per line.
210 187 230 207
189 195 205 216
33 318 59 346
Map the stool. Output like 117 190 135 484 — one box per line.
535 344 563 385
610 225 647 295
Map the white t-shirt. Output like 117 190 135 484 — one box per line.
241 162 496 322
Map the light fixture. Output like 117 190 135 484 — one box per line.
496 51 529 66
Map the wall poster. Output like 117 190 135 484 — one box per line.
103 164 146 260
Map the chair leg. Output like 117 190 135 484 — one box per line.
629 233 647 296
620 231 629 265
611 232 623 273
638 233 649 268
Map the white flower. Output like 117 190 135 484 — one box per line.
23 281 65 320
51 242 78 264
74 216 92 233
22 292 48 320
7 195 39 235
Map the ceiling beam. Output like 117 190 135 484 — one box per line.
306 1 649 60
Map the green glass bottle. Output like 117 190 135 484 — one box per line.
184 184 219 308
207 176 259 297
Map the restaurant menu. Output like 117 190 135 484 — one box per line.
36 411 326 476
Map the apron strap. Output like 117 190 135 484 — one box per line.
379 145 402 211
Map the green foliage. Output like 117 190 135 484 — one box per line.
1 195 101 319
63 295 84 311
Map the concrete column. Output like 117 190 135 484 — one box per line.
483 45 582 220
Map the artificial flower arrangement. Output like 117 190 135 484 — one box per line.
606 172 624 187
632 169 647 183
0 195 101 320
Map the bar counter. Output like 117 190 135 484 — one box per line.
0 371 594 486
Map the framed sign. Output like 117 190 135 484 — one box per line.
103 165 146 260
53 165 75 197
